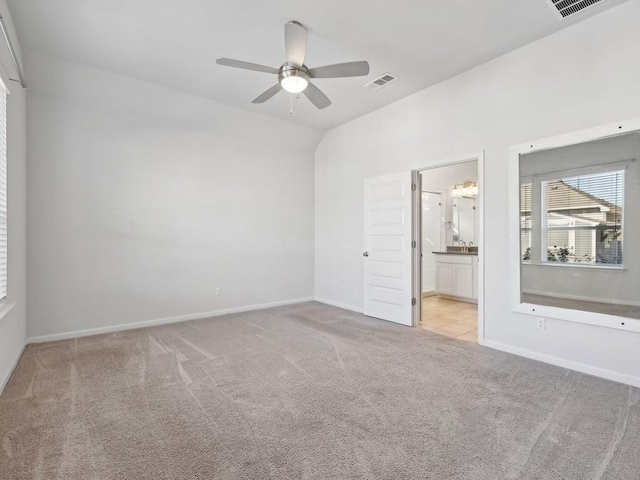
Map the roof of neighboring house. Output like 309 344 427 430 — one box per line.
521 180 622 226
547 180 619 213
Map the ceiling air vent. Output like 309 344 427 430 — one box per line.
364 73 397 92
545 0 609 20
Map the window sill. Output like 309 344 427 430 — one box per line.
515 302 640 333
522 262 625 271
0 301 16 323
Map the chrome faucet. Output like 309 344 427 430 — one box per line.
460 241 468 252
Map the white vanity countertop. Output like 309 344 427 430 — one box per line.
433 251 478 256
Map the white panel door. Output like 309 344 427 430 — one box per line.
363 171 413 326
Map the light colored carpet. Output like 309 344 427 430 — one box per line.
1 302 638 479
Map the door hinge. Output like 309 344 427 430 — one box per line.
412 240 416 248
412 298 416 306
412 183 416 191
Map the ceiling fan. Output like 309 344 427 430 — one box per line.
216 21 370 110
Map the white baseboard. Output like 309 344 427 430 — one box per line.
522 289 640 307
436 293 478 305
27 297 315 344
314 297 363 314
483 340 640 389
0 341 27 396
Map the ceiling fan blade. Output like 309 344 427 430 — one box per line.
284 21 307 67
252 84 282 104
303 82 331 109
216 58 279 75
309 61 370 78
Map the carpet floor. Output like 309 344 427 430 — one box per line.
1 302 639 479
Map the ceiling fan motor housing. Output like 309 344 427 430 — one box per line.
278 63 310 93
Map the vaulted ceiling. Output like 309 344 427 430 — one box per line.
7 0 630 131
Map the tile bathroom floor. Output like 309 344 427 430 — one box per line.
421 296 477 342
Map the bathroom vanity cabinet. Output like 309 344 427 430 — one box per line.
433 253 478 303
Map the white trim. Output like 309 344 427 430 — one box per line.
411 169 422 327
436 293 478 305
531 262 625 271
523 288 640 307
0 340 26 396
484 340 640 389
412 151 486 345
412 151 483 171
534 161 631 182
0 56 11 96
514 302 640 333
509 117 640 333
314 297 364 314
27 297 314 344
477 151 486 345
512 119 640 155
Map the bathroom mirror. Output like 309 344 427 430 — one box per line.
452 196 476 246
519 131 640 319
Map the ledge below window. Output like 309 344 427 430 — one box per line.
0 301 16 323
514 302 640 333
522 262 625 271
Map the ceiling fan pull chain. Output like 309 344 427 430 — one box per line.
290 93 294 115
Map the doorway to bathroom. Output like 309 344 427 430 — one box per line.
413 155 484 344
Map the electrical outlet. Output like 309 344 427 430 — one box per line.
216 288 221 297
536 317 546 330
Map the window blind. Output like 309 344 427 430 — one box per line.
0 80 6 300
542 170 624 265
520 182 532 262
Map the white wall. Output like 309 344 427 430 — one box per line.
25 51 323 339
315 1 640 386
0 0 26 392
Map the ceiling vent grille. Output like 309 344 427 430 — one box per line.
545 0 609 19
364 73 397 92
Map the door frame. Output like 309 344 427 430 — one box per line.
411 152 486 345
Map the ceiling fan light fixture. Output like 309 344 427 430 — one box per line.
279 65 310 93
281 75 308 93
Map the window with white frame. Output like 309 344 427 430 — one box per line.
520 182 532 262
0 79 6 301
541 169 624 266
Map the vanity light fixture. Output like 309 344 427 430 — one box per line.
452 182 478 198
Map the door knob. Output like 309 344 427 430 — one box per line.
363 252 369 257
